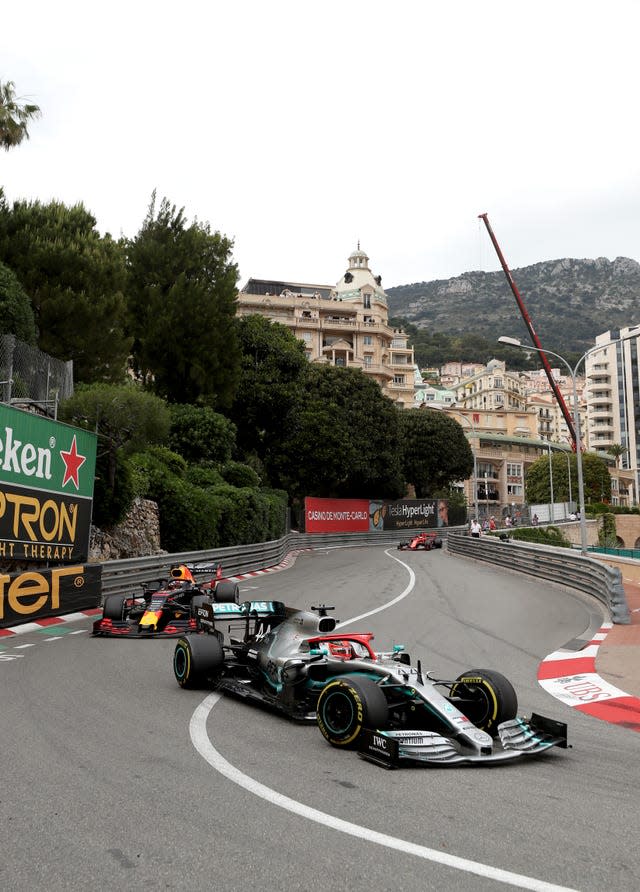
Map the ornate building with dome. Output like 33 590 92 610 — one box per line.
236 246 418 408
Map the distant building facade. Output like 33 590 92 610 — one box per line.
237 246 417 408
454 359 528 412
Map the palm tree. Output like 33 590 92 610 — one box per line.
607 443 626 469
0 80 41 150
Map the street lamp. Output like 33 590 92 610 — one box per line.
498 336 590 553
456 413 479 519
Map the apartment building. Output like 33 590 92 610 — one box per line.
236 246 417 408
585 326 640 499
440 407 544 517
454 359 528 412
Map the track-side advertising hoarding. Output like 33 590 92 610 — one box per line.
0 563 102 628
0 405 97 564
304 497 448 533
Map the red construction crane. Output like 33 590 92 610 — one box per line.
478 213 577 450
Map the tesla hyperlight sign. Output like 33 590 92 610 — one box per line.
0 405 97 563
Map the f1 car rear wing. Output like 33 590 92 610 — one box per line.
195 599 289 640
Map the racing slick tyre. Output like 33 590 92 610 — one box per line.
173 634 224 689
449 669 518 737
102 595 127 621
317 675 388 748
214 581 241 604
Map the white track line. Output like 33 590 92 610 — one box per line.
188 549 578 891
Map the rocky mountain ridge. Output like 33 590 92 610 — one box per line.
386 256 640 354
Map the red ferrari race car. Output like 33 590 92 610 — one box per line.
92 563 239 638
397 532 443 551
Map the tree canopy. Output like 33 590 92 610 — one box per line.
268 365 405 501
525 451 611 505
398 409 474 498
229 315 307 468
126 194 241 407
168 403 237 466
60 383 171 524
0 260 37 343
0 197 131 382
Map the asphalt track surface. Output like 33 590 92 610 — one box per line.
3 546 640 892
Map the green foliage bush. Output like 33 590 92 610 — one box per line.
507 525 572 548
185 465 225 489
128 450 287 551
92 450 135 527
598 513 618 548
168 404 236 465
220 461 260 489
587 502 640 516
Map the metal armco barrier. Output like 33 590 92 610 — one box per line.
98 529 440 600
89 525 630 626
446 530 630 624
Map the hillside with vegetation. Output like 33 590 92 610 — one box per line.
386 257 640 364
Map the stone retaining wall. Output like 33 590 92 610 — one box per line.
89 497 165 562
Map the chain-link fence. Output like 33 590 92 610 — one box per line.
0 334 73 418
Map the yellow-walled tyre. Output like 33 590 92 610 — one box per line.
317 676 388 748
450 669 517 737
173 634 223 689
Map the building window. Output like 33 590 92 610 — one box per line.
364 356 372 368
394 374 405 385
506 463 522 477
363 294 371 308
363 335 372 345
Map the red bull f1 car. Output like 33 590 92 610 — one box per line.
397 531 443 551
92 563 239 638
173 598 568 767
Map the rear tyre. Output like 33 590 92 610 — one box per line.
317 675 388 748
173 634 224 689
103 595 126 620
214 581 240 604
449 669 517 736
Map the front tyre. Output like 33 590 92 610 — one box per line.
449 669 517 737
317 676 388 748
173 635 224 689
103 595 126 620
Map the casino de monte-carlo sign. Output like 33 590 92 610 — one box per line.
0 404 97 564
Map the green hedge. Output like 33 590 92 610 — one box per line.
490 526 572 548
128 450 287 551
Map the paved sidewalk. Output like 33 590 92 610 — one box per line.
596 581 640 698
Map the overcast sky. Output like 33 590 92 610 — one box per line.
2 1 640 289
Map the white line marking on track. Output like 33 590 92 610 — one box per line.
189 548 578 891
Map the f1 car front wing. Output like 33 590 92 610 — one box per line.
358 713 569 768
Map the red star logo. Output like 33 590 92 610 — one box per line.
60 435 87 490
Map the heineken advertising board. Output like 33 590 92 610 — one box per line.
0 405 97 563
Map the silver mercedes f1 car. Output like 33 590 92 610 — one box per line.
173 598 568 767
